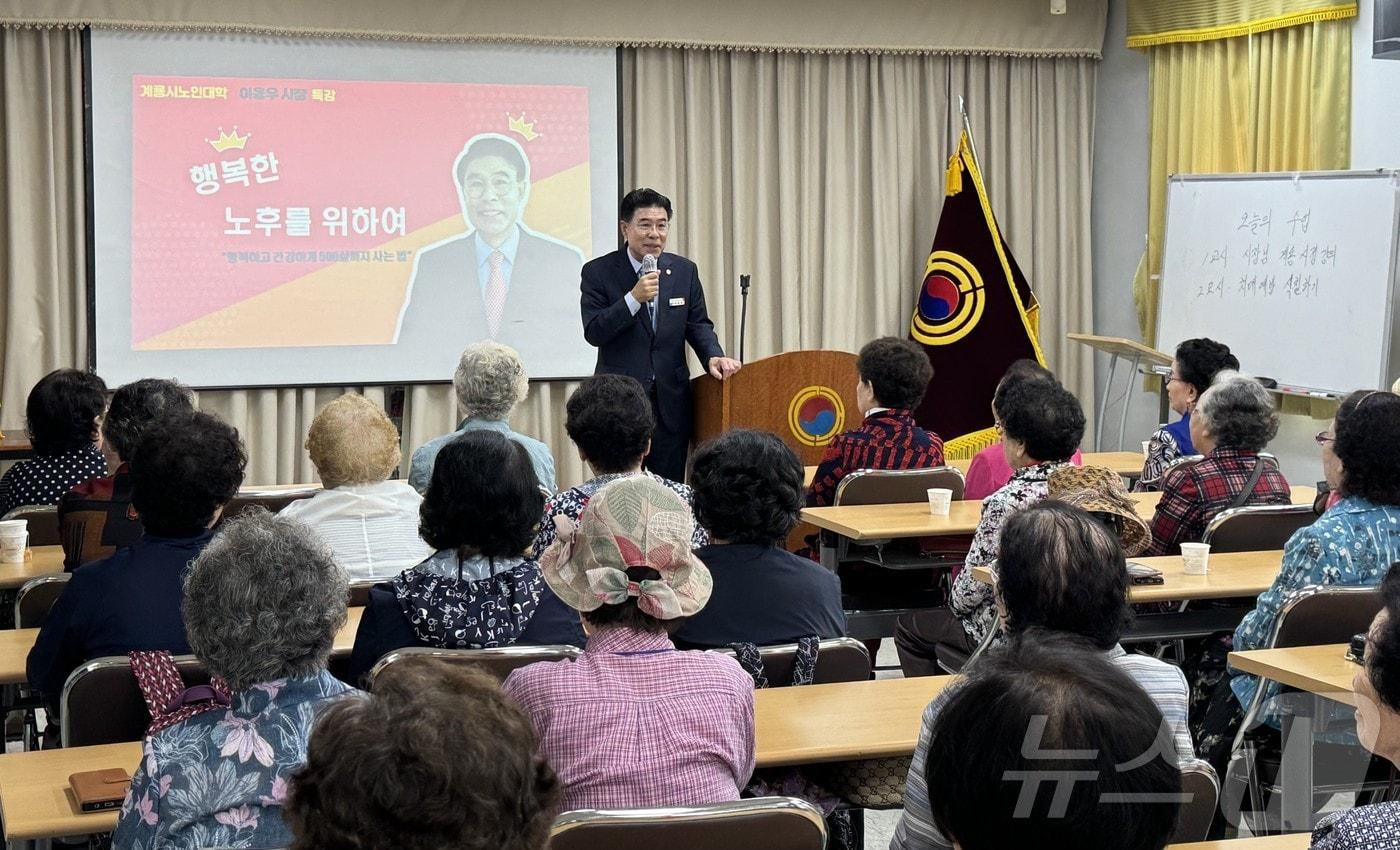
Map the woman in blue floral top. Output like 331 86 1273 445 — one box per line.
1195 390 1400 786
113 510 357 850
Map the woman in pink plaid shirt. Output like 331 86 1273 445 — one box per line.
503 476 756 812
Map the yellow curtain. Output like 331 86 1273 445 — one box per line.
1127 0 1355 47
1134 17 1351 351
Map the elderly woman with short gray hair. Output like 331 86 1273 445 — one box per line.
112 510 356 850
407 342 556 494
1144 371 1293 555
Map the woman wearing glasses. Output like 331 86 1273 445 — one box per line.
1195 389 1400 786
1139 338 1239 489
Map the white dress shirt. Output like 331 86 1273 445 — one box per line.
279 480 434 582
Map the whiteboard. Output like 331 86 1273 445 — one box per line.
1157 171 1400 396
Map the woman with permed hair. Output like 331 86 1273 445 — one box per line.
57 377 193 570
531 374 707 557
1143 371 1292 555
287 657 560 850
673 429 845 649
347 429 582 683
112 510 356 849
1196 389 1400 783
894 377 1086 676
280 393 432 582
407 342 556 494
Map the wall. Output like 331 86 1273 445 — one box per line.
1352 0 1400 169
1089 0 1156 455
1088 0 1334 486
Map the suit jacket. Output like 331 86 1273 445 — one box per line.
580 250 724 432
395 227 587 379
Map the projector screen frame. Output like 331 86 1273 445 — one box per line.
82 30 627 391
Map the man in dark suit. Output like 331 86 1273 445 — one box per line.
580 188 742 481
395 133 587 379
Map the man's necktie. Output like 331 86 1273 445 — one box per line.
485 250 507 338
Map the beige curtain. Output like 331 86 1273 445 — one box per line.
0 0 1107 58
0 31 1098 488
0 28 87 431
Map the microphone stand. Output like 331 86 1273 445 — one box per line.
738 274 751 363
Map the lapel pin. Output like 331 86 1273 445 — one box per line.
665 269 672 275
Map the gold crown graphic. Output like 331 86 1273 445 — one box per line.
206 126 250 153
507 113 540 142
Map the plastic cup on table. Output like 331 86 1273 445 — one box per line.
1180 542 1211 576
0 519 28 565
926 488 953 516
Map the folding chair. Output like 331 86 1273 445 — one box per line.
219 486 320 524
366 644 582 686
1139 453 1203 491
831 467 966 641
1170 761 1221 844
6 574 73 747
549 797 827 850
14 573 71 628
0 503 60 546
347 580 375 608
1203 503 1315 554
712 637 870 685
60 655 211 747
1227 585 1389 833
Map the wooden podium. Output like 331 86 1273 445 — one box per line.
692 350 859 465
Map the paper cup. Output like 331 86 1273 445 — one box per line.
1180 542 1211 576
0 520 28 565
1142 440 1152 458
927 487 953 516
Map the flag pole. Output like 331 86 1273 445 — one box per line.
957 95 984 177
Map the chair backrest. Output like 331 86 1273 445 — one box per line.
366 645 583 687
1143 453 1204 490
1201 503 1315 553
1170 761 1220 844
834 466 965 506
219 486 320 524
0 504 60 546
61 655 211 747
347 580 375 608
712 637 871 685
14 574 71 628
548 797 827 850
1272 585 1384 650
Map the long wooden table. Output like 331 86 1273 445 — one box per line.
1228 643 1357 708
0 607 365 686
801 450 1149 489
1167 836 1309 849
0 674 953 840
0 546 66 590
971 550 1285 605
801 486 1317 541
1226 643 1361 831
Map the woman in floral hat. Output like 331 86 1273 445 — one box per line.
503 475 755 812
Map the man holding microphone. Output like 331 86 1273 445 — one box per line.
580 188 742 481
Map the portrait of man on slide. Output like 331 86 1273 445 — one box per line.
395 133 586 375
581 188 742 481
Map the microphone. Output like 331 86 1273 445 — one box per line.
639 254 657 325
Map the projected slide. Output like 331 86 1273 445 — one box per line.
90 33 619 387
